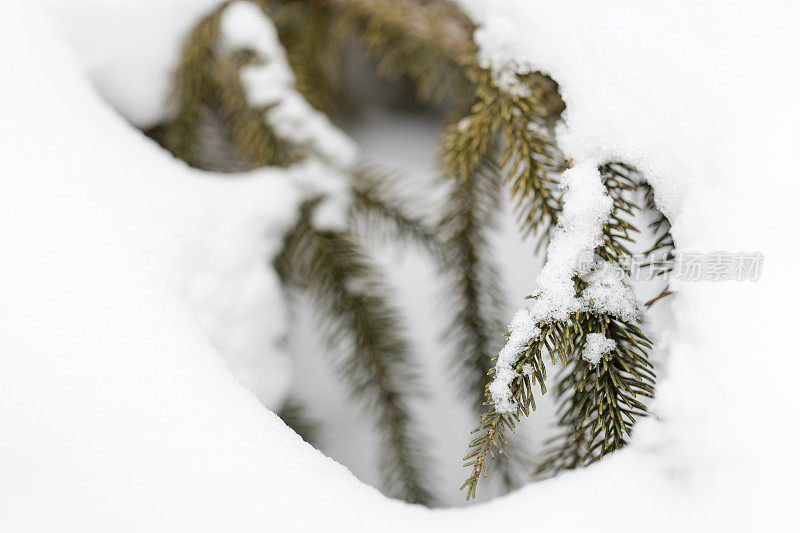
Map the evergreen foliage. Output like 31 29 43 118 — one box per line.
438 157 506 413
642 182 675 308
165 0 443 505
461 165 664 499
535 308 655 476
274 199 435 504
436 65 565 417
163 0 673 505
165 3 299 168
212 50 299 167
164 7 223 166
259 0 351 115
350 169 441 259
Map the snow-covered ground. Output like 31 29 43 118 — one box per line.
2 0 799 531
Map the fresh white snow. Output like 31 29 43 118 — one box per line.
490 161 612 413
2 0 799 531
582 333 616 365
581 262 638 323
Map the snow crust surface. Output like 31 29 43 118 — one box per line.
2 0 799 531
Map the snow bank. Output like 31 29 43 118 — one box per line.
1 0 798 531
41 0 221 127
0 2 402 530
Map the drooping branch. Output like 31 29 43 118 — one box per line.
275 200 436 505
461 162 659 498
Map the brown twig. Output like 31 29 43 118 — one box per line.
644 290 673 308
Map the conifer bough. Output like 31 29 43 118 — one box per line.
163 0 672 504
